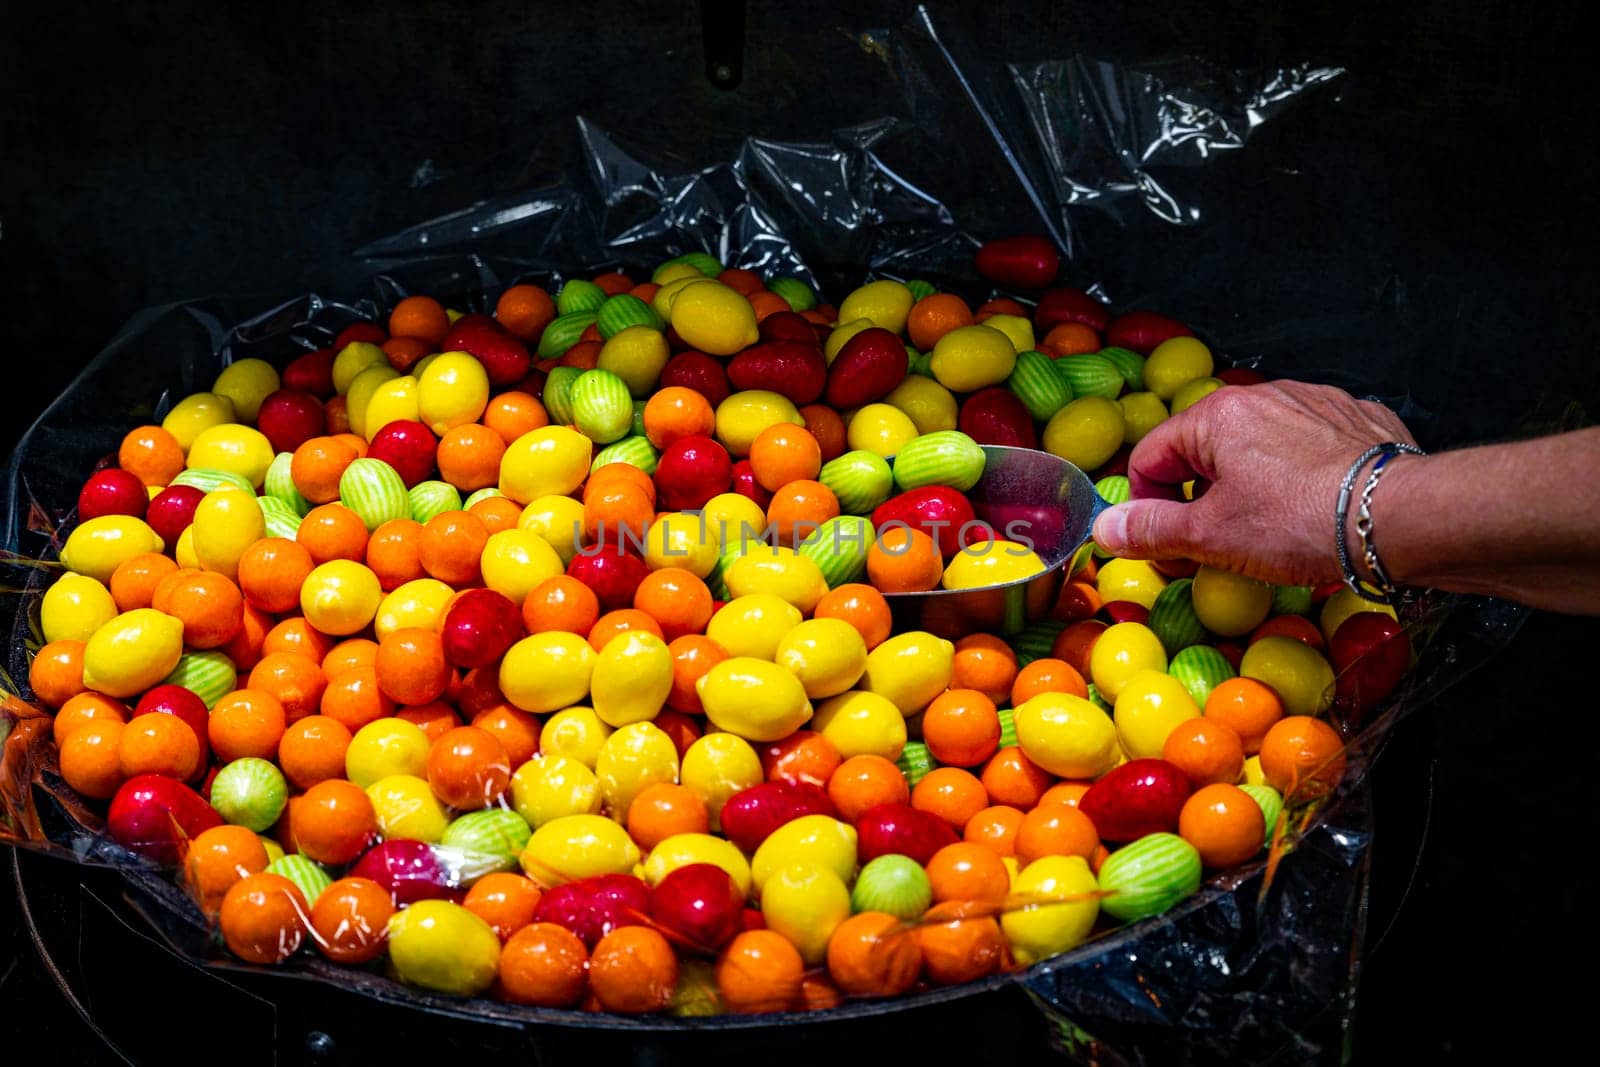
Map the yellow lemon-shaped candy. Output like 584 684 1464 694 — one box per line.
1043 396 1126 471
760 863 852 965
332 342 388 395
41 573 118 644
81 608 185 698
775 618 868 699
940 539 1046 590
669 281 758 356
373 578 455 638
930 325 1017 392
1119 392 1169 445
362 375 421 439
537 708 612 770
723 546 828 615
367 774 451 842
714 390 803 457
1001 855 1099 965
186 424 275 488
299 559 381 636
696 657 813 742
191 489 263 581
1143 336 1214 401
643 832 753 897
417 352 490 435
1170 376 1223 414
1087 622 1168 701
845 403 918 459
499 632 596 713
652 275 712 320
1013 692 1120 778
810 690 906 761
211 358 280 422
1191 565 1272 637
591 630 673 727
60 515 164 584
705 594 802 660
644 511 719 577
1112 669 1201 759
679 733 763 827
980 313 1034 354
509 754 603 828
344 365 402 438
1240 636 1336 717
860 630 953 716
346 718 432 788
837 280 914 335
597 326 671 397
750 815 857 894
479 529 563 604
884 376 958 434
386 900 501 997
161 392 236 452
500 426 592 504
521 813 642 885
517 495 586 566
175 526 199 570
702 493 770 551
1097 558 1169 611
823 318 877 364
594 722 680 817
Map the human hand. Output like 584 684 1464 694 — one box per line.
1090 381 1419 586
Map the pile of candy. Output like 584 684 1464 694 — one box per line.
24 240 1411 1014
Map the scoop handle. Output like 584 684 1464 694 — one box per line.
1082 489 1113 543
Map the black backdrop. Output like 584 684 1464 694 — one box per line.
4 1 1600 1063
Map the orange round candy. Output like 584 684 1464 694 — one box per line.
633 568 713 642
238 538 316 614
364 520 425 591
59 720 126 799
826 911 920 998
30 639 87 710
906 293 974 351
911 767 989 832
588 926 678 1014
665 634 728 715
1258 716 1346 800
625 782 709 851
427 725 512 810
418 511 489 586
813 584 892 650
118 425 186 487
471 704 542 768
1039 321 1101 358
716 929 804 1014
866 526 942 593
320 667 396 733
184 824 270 917
643 387 716 450
1014 801 1099 864
208 689 288 763
277 715 353 790
924 842 1010 904
962 804 1025 857
52 691 127 743
587 608 664 654
949 635 1018 705
219 872 309 964
297 502 370 565
1179 783 1267 869
398 701 463 743
827 755 910 823
464 872 544 942
291 779 378 866
915 904 1006 986
979 746 1055 809
1203 677 1285 755
323 639 378 683
1038 781 1092 809
159 569 245 649
388 295 450 346
436 424 507 493
920 689 1001 767
1162 716 1246 788
1010 657 1088 705
374 627 451 706
262 617 337 664
495 285 557 344
310 876 395 964
760 730 842 789
748 424 822 492
291 436 361 505
482 391 549 445
119 711 202 781
796 971 845 1012
469 495 523 534
795 405 846 463
766 479 838 547
522 575 601 636
499 922 590 1007
248 652 328 724
1050 619 1107 677
110 552 179 612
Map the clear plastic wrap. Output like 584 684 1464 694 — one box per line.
0 6 1530 1062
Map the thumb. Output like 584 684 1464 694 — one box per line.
1092 499 1196 560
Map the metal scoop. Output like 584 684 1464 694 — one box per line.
884 445 1111 638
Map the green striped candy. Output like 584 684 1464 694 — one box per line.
409 480 463 524
597 294 663 339
1094 475 1131 505
798 515 875 587
208 757 287 832
1068 542 1096 577
1097 832 1202 922
904 344 922 371
996 707 1018 749
768 276 815 312
258 496 303 540
665 252 724 278
895 742 935 787
264 452 311 516
1097 347 1146 392
268 854 333 905
1085 684 1111 713
1168 644 1236 708
891 430 985 493
1007 350 1074 421
172 467 253 495
1054 354 1124 399
818 450 893 515
705 541 754 601
338 457 409 531
570 369 633 444
162 651 236 708
1271 585 1314 616
541 366 582 425
631 400 648 439
1147 578 1205 656
904 279 937 301
537 311 597 360
909 349 936 378
1010 619 1067 667
592 436 659 475
463 488 504 509
442 808 533 878
1239 784 1284 846
556 279 608 316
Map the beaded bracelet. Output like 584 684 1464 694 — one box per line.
1334 441 1426 604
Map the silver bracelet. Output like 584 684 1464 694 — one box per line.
1335 441 1425 604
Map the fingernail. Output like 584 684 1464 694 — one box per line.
1094 505 1127 551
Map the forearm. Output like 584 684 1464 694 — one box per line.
1362 428 1600 613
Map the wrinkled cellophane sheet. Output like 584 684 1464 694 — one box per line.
0 7 1528 1063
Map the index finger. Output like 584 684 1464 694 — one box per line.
1126 404 1214 501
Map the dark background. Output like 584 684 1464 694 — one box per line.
4 1 1599 1063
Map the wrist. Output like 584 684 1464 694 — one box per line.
1334 442 1426 599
